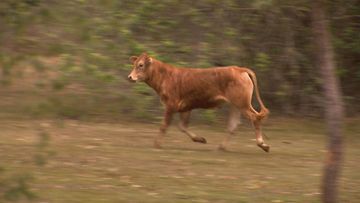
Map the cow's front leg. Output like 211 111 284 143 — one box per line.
154 109 174 148
178 111 207 144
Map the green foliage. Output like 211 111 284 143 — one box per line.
131 83 158 120
201 109 217 124
51 78 67 91
132 83 152 95
0 0 359 118
254 52 271 72
3 174 36 201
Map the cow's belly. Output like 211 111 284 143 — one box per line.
177 95 228 112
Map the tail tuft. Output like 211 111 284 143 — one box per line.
258 107 270 120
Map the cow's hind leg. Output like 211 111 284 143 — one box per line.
154 109 173 148
218 105 241 151
242 107 270 152
178 111 207 144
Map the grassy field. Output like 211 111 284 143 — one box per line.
1 118 359 203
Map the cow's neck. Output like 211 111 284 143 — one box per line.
145 60 172 94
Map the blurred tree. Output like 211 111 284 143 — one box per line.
312 0 344 202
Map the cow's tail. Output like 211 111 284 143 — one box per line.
245 69 269 121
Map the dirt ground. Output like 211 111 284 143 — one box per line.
1 118 359 202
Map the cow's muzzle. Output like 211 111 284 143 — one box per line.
128 75 136 83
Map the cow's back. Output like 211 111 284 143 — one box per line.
173 66 245 111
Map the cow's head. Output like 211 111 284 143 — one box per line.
128 53 153 82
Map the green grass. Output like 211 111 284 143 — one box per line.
0 118 359 202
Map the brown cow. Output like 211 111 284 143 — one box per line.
128 53 270 152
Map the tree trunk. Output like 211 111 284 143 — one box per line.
312 1 345 203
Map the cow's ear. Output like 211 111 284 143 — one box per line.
129 56 138 63
145 56 153 65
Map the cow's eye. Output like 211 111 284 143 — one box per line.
138 64 144 70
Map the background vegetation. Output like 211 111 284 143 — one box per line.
0 0 359 121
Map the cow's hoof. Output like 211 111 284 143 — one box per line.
154 141 162 149
257 143 270 152
193 137 207 144
218 145 228 152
